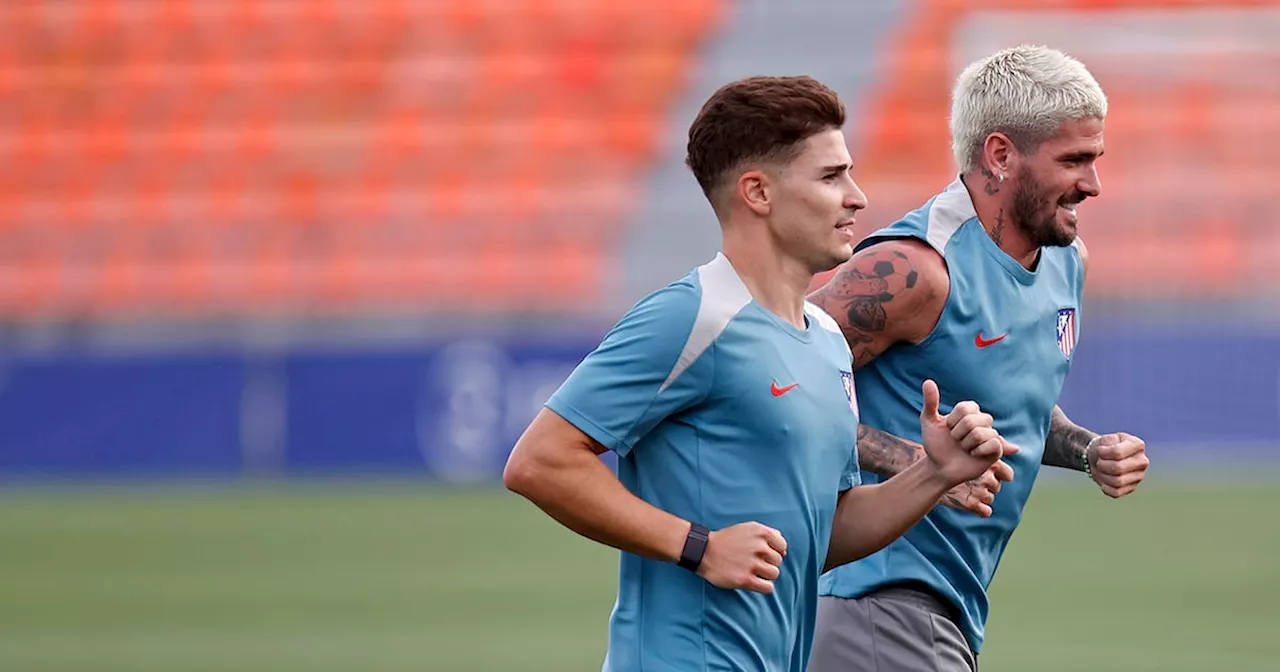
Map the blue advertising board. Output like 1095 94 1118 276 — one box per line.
0 325 1275 480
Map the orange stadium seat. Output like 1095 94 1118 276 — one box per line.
0 0 727 321
818 0 1280 301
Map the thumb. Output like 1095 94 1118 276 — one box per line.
921 379 940 422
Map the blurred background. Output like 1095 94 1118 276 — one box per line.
1 0 1277 670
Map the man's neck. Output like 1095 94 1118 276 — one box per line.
721 230 812 329
960 172 1040 270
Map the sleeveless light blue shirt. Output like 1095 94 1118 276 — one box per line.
817 179 1085 652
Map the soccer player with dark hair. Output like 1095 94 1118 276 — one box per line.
504 75 1017 672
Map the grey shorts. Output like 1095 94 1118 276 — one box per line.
808 586 978 672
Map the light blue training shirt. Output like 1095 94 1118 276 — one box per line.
546 252 862 671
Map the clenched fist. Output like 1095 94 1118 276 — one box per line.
697 522 788 594
1087 432 1149 498
920 380 1019 488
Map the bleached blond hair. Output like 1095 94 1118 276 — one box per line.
950 45 1107 173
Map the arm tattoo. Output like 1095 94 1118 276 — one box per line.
856 425 923 478
860 425 989 510
809 248 919 368
1043 405 1098 471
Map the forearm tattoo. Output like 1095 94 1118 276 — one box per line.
856 425 923 478
1043 405 1098 471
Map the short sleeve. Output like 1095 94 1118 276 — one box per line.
545 282 713 456
839 444 861 491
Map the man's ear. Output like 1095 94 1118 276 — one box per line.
982 132 1017 180
737 168 772 217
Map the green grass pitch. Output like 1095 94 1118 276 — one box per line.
2 475 1277 671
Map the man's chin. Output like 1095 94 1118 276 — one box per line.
1035 221 1078 248
818 246 854 273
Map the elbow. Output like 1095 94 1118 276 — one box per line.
503 437 558 502
502 449 538 497
503 415 598 502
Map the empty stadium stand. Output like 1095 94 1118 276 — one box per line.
1 0 1274 324
0 0 726 321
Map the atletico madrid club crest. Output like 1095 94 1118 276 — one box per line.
1056 308 1078 358
841 370 857 414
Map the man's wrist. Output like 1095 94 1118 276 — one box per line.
911 456 955 495
677 522 710 571
1081 435 1101 479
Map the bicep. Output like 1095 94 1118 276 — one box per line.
514 407 609 464
504 407 609 491
807 239 948 369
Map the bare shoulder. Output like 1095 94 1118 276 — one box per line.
860 238 949 290
808 238 949 367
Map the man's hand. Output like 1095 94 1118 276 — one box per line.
919 380 1018 497
1087 432 1149 498
697 522 788 594
940 459 1015 517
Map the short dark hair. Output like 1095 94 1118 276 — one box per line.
685 75 846 198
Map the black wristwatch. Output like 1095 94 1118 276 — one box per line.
678 523 710 571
